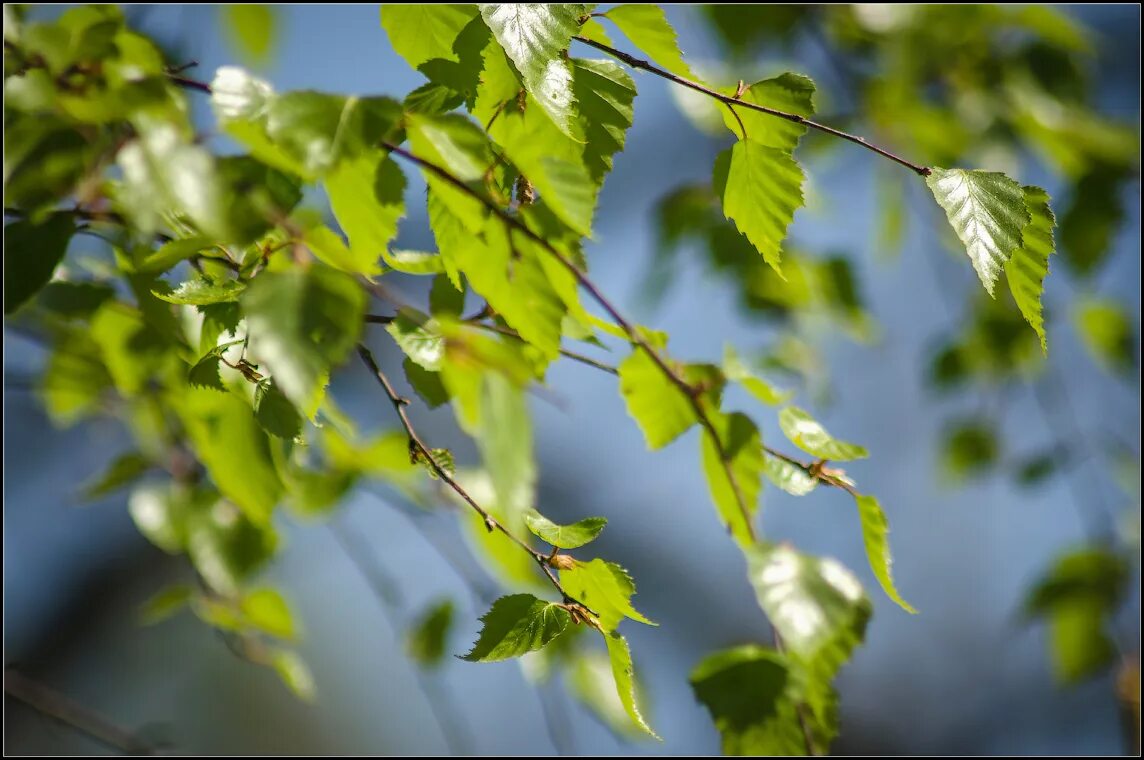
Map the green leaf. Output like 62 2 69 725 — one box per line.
271 648 316 701
180 389 284 524
940 418 998 482
81 451 152 500
381 4 480 70
720 74 816 149
746 543 871 665
153 276 246 306
1005 186 1055 352
381 248 446 275
723 345 791 406
1059 166 1129 278
40 330 113 426
129 482 189 554
568 647 655 740
386 311 445 372
479 4 586 139
222 5 276 65
853 495 914 613
714 141 805 275
926 168 1031 296
241 266 366 412
137 584 194 626
408 113 494 231
700 411 763 548
461 593 571 662
604 4 696 79
572 58 637 185
1025 547 1128 684
407 599 455 668
778 407 867 462
561 558 654 633
1074 297 1136 377
403 358 451 408
36 281 115 319
690 645 807 755
524 510 607 549
254 380 303 440
241 588 296 639
265 92 403 179
763 455 818 496
325 151 406 276
604 631 660 739
477 372 536 512
3 213 74 315
618 346 724 450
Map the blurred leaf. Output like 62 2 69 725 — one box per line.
40 330 113 426
325 151 405 276
407 599 455 667
137 584 194 626
1074 297 1136 377
1014 451 1061 487
242 588 296 640
1059 166 1129 278
403 358 451 408
746 543 871 665
724 345 791 406
779 406 868 461
461 593 571 662
380 4 480 70
700 410 763 548
4 213 75 315
386 311 445 372
619 345 724 450
763 455 818 496
271 648 316 701
153 275 245 306
524 510 607 549
36 280 115 319
853 495 915 613
81 451 152 500
242 266 366 412
569 646 654 740
254 379 303 440
222 5 277 65
926 168 1030 296
940 418 999 482
691 645 807 755
562 559 655 633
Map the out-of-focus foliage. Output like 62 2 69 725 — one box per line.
3 3 1137 755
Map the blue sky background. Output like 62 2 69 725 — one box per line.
4 4 1140 755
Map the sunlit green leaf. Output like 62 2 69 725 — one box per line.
778 407 867 461
700 410 763 548
604 631 660 739
853 495 915 613
1005 185 1055 352
562 559 655 632
524 510 607 549
461 593 571 662
604 4 696 79
719 73 815 150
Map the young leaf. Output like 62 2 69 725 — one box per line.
153 276 246 306
853 495 915 613
604 4 696 79
408 113 494 231
604 631 660 739
524 509 607 549
271 648 316 701
3 212 74 315
81 451 152 499
700 410 763 548
479 4 585 138
561 558 655 632
926 168 1031 296
723 344 791 406
461 594 572 662
746 543 871 664
477 372 536 512
241 266 366 412
690 645 807 755
778 406 868 462
381 248 446 275
138 584 194 626
568 648 653 740
714 141 805 275
403 359 451 409
380 4 480 71
324 151 406 276
407 599 455 668
242 588 296 639
618 346 724 450
719 73 816 150
386 311 445 371
1005 185 1055 352
763 455 818 497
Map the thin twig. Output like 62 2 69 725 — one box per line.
4 669 157 755
572 35 931 177
355 344 590 610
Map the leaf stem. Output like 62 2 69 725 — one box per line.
571 35 931 177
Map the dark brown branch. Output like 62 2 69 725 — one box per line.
572 35 932 177
4 669 157 755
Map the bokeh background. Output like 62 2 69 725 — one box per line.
4 4 1140 755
